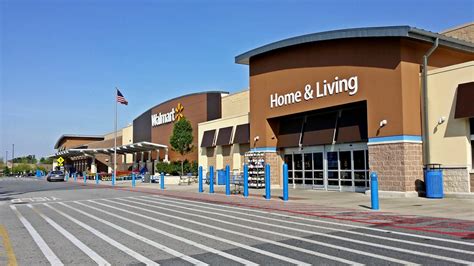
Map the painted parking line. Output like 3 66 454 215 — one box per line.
144 195 474 255
27 204 110 266
124 197 417 265
75 201 257 266
147 194 474 247
98 198 358 265
57 202 207 266
0 225 18 266
44 203 158 266
96 199 316 265
135 197 474 265
9 205 63 266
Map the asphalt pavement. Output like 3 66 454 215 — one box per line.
0 177 473 265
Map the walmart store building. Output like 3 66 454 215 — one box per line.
53 24 474 196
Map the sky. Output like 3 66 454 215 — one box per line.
1 0 473 159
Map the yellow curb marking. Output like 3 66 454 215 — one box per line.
0 225 18 266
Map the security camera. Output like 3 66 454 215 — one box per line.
379 120 387 127
254 136 260 142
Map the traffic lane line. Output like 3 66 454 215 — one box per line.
27 204 110 266
96 199 315 266
147 194 474 247
75 201 256 266
57 202 207 266
144 195 474 256
9 205 63 266
0 225 18 266
125 197 445 265
43 203 159 266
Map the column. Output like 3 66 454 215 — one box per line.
108 155 113 174
164 148 169 163
91 155 97 174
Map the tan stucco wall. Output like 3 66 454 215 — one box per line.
122 124 133 163
427 61 473 169
198 113 250 171
221 90 249 118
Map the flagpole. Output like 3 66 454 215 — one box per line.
114 87 118 186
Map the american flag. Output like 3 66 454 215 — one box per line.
116 89 128 105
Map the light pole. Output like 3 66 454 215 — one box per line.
12 144 14 174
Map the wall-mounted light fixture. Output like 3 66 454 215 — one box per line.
379 119 388 128
438 116 446 125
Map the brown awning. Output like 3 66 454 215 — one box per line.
302 112 338 146
277 117 304 148
336 107 368 143
215 127 233 146
233 124 250 144
455 82 474 119
200 130 216 147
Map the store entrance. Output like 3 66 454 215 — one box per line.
283 143 369 192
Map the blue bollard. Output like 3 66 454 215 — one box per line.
132 173 136 187
370 172 379 210
225 165 231 196
209 166 214 194
112 173 115 186
65 173 69 181
243 164 249 198
198 166 203 193
95 173 99 184
283 163 289 201
265 164 271 200
74 173 77 182
83 172 87 184
160 172 164 190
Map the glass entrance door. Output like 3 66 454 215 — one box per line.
284 143 369 191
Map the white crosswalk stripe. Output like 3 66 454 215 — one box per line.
9 194 474 266
44 203 159 265
57 202 207 266
138 195 474 255
118 197 415 265
73 201 258 265
148 195 474 247
10 205 64 266
27 204 110 266
96 199 315 265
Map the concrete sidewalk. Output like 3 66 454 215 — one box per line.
104 180 474 221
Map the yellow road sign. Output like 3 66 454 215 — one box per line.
57 157 64 166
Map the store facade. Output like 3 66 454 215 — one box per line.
53 91 228 174
235 26 474 195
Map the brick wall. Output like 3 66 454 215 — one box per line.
471 173 474 193
443 168 470 193
368 142 423 192
264 152 283 186
206 147 216 168
222 146 233 169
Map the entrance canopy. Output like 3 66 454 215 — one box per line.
52 141 167 158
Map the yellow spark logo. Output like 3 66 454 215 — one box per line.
175 103 184 121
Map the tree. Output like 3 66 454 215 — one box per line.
169 117 194 176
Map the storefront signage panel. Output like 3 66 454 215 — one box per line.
270 76 358 108
151 103 185 127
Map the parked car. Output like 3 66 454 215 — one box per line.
46 171 65 182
